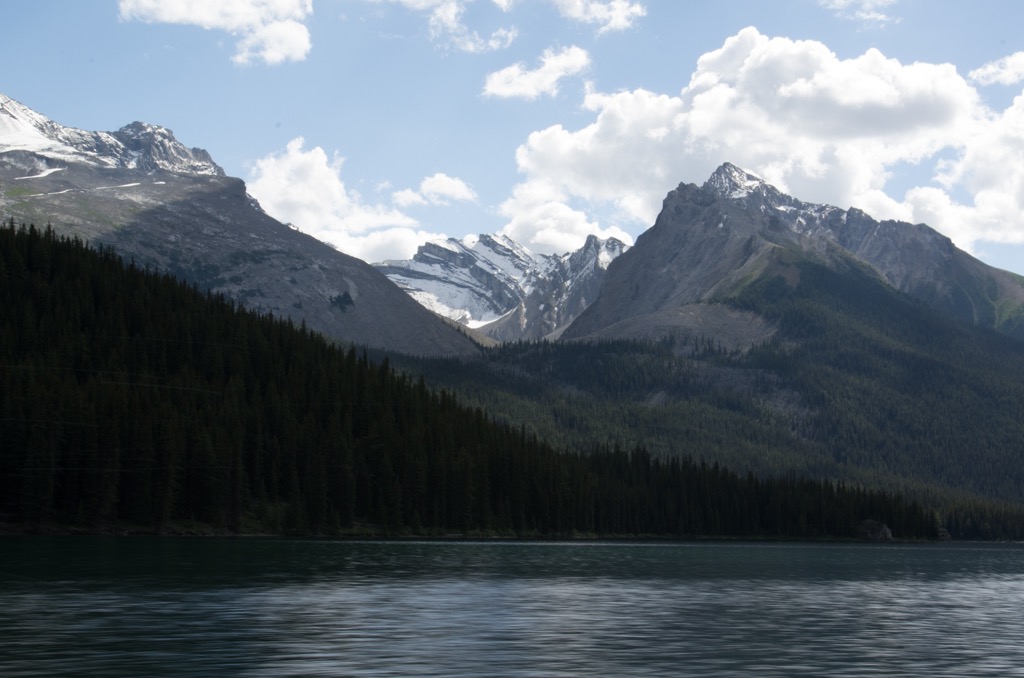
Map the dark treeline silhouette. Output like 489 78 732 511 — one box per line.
0 222 964 538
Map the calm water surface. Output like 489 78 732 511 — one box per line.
2 538 1024 676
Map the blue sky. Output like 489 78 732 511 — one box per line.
3 1 1024 274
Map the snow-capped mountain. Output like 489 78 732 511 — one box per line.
0 93 479 357
0 93 221 176
563 163 1024 345
376 232 627 341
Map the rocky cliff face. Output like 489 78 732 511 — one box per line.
376 233 626 341
562 163 1024 345
0 93 480 357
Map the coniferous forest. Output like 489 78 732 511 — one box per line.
1 222 1015 539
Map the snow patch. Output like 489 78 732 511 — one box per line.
14 167 65 180
707 162 765 199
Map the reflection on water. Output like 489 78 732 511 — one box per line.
2 539 1024 676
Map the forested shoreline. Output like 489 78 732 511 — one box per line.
1 223 1016 539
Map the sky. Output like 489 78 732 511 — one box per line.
3 1 1024 274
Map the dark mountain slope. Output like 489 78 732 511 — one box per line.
401 262 1024 520
398 190 1024 512
732 256 1024 503
1 224 944 539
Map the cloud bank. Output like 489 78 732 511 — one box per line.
118 0 313 65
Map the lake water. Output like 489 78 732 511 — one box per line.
2 538 1024 676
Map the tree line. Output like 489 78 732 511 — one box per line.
0 222 981 538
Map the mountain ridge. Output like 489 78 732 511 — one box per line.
376 231 626 341
562 163 1024 345
0 93 222 176
0 93 479 357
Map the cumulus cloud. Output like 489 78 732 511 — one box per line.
503 26 1024 258
914 92 1024 247
818 0 898 24
383 0 517 52
970 52 1024 86
118 0 313 65
550 0 646 33
393 173 478 207
247 138 447 263
499 181 633 254
484 46 591 99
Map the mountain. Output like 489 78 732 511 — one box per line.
0 93 479 357
1 223 946 540
563 163 1024 345
398 171 1024 513
375 232 626 341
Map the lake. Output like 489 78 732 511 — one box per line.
2 538 1023 676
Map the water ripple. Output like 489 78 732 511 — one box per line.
2 540 1024 676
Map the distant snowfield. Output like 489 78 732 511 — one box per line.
14 167 65 180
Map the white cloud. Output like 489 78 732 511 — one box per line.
970 52 1024 86
394 172 478 206
384 0 517 52
385 0 643 52
499 181 633 254
484 46 590 99
247 138 447 262
818 0 898 24
118 0 313 65
911 91 1024 247
502 26 1024 258
550 0 646 33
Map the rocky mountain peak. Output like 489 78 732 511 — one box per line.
569 234 627 273
376 232 628 341
0 92 221 176
704 162 767 199
562 164 1024 345
111 121 223 176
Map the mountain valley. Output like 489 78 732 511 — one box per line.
4 92 1024 538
